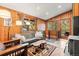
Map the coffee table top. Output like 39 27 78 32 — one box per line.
31 40 46 46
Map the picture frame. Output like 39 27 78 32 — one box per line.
4 18 12 26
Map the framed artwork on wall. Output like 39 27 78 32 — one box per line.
4 18 12 26
37 24 45 31
29 20 36 31
21 18 37 33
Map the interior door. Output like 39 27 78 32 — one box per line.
47 20 58 39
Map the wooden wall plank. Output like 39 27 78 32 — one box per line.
0 6 45 42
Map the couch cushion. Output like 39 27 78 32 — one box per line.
0 43 5 51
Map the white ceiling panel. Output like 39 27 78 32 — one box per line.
0 3 72 20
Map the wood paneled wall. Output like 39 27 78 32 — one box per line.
0 6 21 42
0 6 45 42
45 10 72 38
73 3 79 16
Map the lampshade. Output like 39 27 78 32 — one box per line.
16 20 22 26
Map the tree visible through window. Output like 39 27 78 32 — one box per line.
47 20 57 31
61 19 70 36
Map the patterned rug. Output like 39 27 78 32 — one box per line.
27 44 56 56
36 44 56 56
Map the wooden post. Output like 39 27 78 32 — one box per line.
73 3 79 35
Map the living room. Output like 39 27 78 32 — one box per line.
0 3 79 56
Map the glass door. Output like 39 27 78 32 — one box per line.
61 18 70 36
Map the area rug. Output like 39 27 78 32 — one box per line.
27 44 56 56
36 44 56 56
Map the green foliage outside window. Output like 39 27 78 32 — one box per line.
47 20 57 31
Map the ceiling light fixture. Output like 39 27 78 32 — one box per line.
46 12 49 15
58 5 62 8
36 6 40 11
